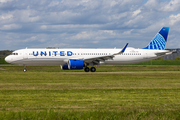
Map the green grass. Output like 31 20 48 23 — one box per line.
0 58 9 64
0 69 180 119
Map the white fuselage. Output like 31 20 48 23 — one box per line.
5 47 171 65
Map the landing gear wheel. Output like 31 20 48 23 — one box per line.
84 67 89 72
23 69 27 72
90 67 96 72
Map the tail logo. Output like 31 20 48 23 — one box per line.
143 27 169 50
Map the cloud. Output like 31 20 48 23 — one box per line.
169 14 180 25
0 24 21 30
0 0 180 50
0 14 13 20
132 9 141 17
162 0 180 11
0 0 13 3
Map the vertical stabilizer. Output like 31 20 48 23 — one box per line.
143 27 169 50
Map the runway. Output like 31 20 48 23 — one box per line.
57 71 180 74
99 71 180 73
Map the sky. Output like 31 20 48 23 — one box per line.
0 0 180 50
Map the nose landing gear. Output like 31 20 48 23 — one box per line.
23 65 27 72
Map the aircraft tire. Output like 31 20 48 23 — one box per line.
84 67 89 72
90 67 96 72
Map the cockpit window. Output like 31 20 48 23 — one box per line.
11 53 18 55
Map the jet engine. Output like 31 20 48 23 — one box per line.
68 59 84 70
61 59 84 70
61 64 69 70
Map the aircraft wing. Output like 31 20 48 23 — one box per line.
83 43 128 64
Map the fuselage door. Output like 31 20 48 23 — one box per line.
23 49 28 59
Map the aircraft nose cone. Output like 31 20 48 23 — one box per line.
5 56 11 63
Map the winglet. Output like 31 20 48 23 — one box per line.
113 43 128 55
121 43 128 53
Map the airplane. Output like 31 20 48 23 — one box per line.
5 27 174 72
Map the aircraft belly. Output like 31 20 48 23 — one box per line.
104 56 144 65
12 58 65 65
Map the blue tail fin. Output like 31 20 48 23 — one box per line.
143 27 169 50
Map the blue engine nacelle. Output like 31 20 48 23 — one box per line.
61 64 69 70
68 59 84 70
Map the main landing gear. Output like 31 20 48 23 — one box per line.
84 67 96 72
